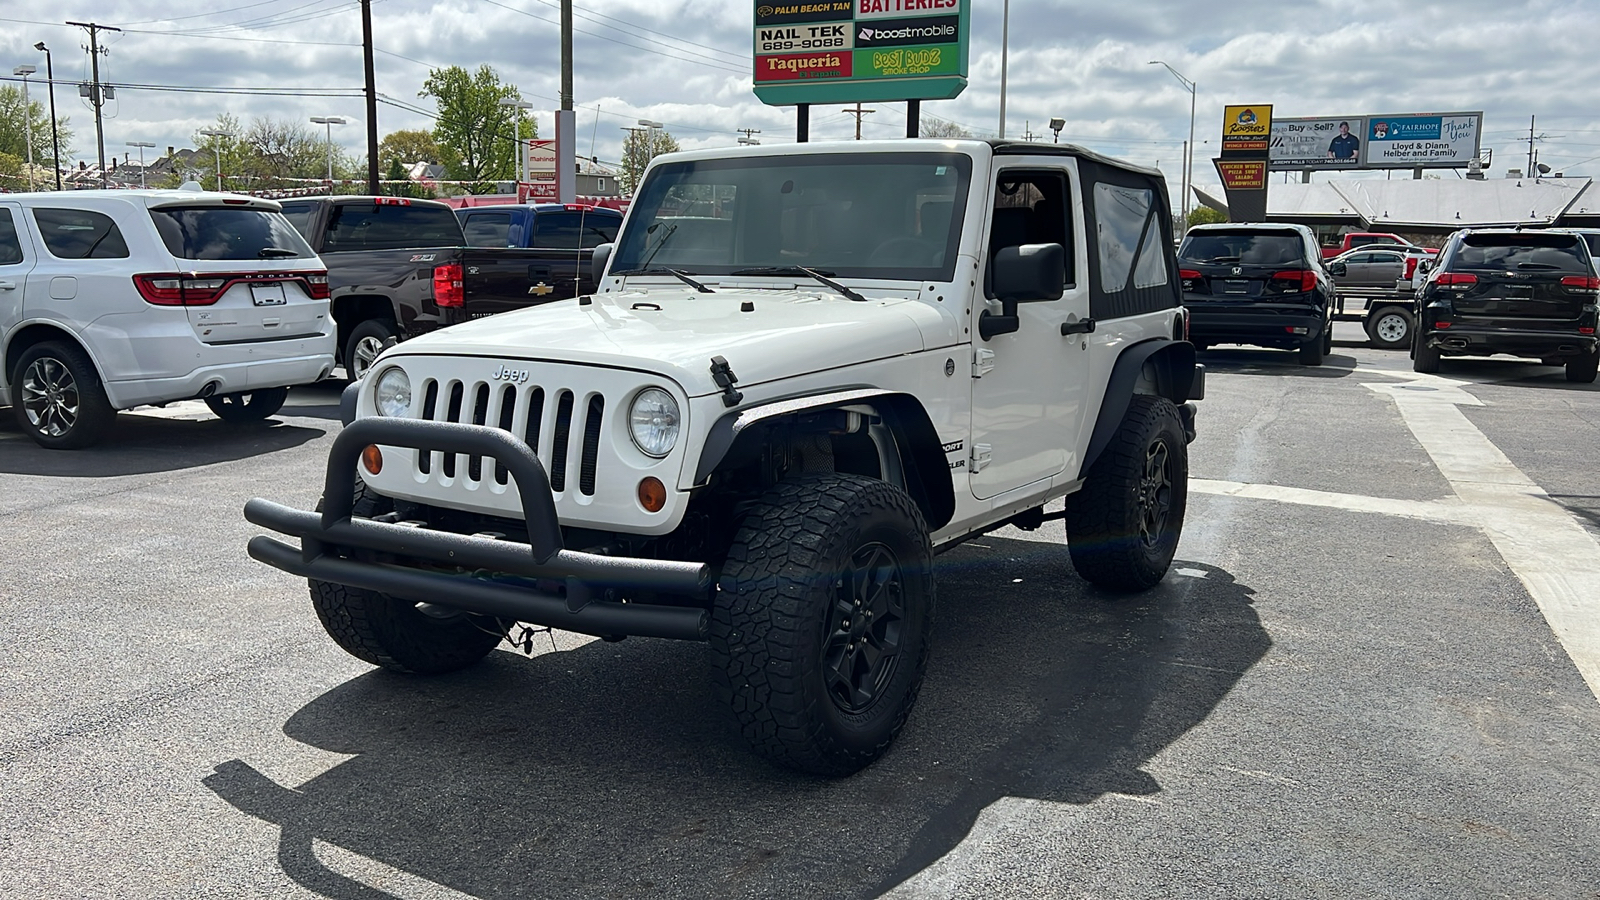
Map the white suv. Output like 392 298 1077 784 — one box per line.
247 140 1204 774
0 189 335 448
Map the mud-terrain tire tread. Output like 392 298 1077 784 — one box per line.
309 480 504 674
1065 395 1188 593
710 474 935 776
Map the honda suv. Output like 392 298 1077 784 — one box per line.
1412 229 1600 382
1177 223 1335 365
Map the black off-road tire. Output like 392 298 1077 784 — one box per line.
711 474 936 776
205 387 288 422
309 481 504 674
1413 334 1442 373
1298 332 1326 366
1066 395 1188 592
10 340 117 449
344 319 397 381
1566 351 1599 384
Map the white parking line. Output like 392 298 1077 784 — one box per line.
1356 372 1600 700
1191 478 1475 525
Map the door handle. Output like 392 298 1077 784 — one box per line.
1060 318 1095 336
0 281 15 291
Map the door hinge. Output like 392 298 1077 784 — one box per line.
972 347 996 378
970 443 993 473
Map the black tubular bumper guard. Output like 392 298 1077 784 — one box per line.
244 418 711 641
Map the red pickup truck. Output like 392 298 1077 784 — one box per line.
1321 232 1416 260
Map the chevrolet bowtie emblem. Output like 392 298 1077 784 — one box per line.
528 282 555 296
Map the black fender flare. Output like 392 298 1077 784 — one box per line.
695 388 955 531
1079 338 1201 479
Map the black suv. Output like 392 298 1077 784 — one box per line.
1413 229 1600 382
1177 223 1336 365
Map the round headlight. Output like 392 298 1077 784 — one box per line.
629 387 680 458
373 367 412 417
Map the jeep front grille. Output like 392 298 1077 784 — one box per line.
415 377 603 496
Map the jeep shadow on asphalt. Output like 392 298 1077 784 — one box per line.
1197 347 1360 379
204 539 1269 900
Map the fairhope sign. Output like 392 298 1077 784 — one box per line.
753 0 969 105
1269 111 1483 170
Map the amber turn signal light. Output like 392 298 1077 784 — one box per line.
637 476 666 512
361 443 383 475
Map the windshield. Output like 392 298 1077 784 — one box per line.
609 152 971 281
1451 233 1589 272
149 207 316 260
1179 230 1305 266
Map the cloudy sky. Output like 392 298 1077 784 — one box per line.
2 0 1596 200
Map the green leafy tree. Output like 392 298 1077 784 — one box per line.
239 117 338 189
619 128 680 195
419 65 535 193
1187 206 1228 227
0 84 73 186
378 129 440 172
191 114 250 191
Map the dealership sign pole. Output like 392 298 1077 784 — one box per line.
753 0 970 141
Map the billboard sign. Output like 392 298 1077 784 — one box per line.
1215 160 1267 190
753 0 970 105
1269 111 1483 170
1221 105 1272 153
1270 117 1364 171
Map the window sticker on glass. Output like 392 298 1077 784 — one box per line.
935 166 947 175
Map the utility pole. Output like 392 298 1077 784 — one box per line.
66 21 119 189
736 127 761 145
1022 120 1036 142
557 0 576 204
360 0 379 193
844 103 875 140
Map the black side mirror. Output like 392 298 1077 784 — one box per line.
590 241 614 280
1328 261 1348 276
981 243 1065 340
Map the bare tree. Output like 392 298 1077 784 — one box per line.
920 117 972 139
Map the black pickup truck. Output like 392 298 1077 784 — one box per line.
279 196 576 378
456 202 622 301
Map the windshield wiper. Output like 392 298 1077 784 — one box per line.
728 266 866 302
611 266 714 293
257 247 300 258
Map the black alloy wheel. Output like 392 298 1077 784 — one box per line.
820 541 907 714
1136 439 1174 552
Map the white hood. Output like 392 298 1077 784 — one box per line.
388 288 956 396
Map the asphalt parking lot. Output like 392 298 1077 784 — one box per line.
4 329 1600 898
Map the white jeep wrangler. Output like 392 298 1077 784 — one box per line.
247 140 1203 775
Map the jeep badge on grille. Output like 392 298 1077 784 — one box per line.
491 365 530 383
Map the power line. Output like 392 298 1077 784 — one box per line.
476 0 747 75
108 0 310 27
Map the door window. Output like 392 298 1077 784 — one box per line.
987 172 1074 297
32 208 130 259
0 208 23 265
1093 183 1155 293
462 213 513 247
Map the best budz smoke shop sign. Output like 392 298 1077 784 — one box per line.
753 0 971 105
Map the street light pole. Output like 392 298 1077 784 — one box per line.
12 66 36 190
309 116 346 188
200 129 231 192
497 99 533 191
1149 60 1196 230
998 0 1010 139
34 43 61 190
126 141 154 189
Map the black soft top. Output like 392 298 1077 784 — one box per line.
986 140 1165 181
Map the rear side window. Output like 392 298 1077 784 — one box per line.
279 203 317 241
0 208 23 265
322 203 464 252
1094 183 1168 292
149 207 316 260
531 211 620 250
462 213 512 248
1579 233 1600 257
32 208 130 259
1452 233 1589 272
1179 230 1305 266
